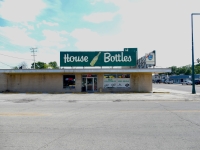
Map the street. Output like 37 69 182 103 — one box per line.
1 96 200 150
153 83 200 93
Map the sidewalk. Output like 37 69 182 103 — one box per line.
0 88 200 101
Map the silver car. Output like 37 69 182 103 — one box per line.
165 80 173 84
182 80 192 85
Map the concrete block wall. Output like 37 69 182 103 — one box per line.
75 74 81 92
97 73 103 92
7 74 64 93
131 73 152 92
0 73 7 92
1 72 152 93
6 74 80 93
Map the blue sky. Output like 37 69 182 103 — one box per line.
0 0 200 69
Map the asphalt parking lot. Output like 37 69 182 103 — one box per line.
1 89 200 150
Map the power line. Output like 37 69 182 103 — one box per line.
30 47 37 69
0 53 33 61
0 61 14 68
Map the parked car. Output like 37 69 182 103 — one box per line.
155 79 162 84
182 80 192 85
165 80 173 84
194 80 200 85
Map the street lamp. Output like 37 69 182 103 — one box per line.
191 13 200 94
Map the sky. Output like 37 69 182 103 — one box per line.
0 0 200 69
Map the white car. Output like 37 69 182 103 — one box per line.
182 80 192 85
165 80 173 84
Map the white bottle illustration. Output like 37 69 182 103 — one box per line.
90 52 101 66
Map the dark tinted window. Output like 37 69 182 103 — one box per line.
63 75 75 88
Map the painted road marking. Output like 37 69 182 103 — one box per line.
120 110 200 113
0 113 50 116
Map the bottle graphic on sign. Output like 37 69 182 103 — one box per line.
90 52 101 66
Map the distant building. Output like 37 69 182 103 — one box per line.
152 74 169 82
169 74 200 83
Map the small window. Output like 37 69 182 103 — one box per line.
63 75 75 89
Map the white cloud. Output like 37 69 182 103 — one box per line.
0 26 37 47
0 50 33 69
42 20 59 26
36 20 59 28
39 30 68 49
83 12 117 23
36 48 60 66
71 28 124 50
0 0 46 22
74 0 200 67
89 0 102 5
0 49 60 69
22 22 34 30
60 30 68 35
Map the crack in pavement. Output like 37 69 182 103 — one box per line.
157 103 200 127
36 102 100 150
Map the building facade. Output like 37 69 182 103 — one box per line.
0 68 170 93
0 48 171 93
169 74 200 84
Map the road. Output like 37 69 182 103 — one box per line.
1 97 200 150
153 83 200 93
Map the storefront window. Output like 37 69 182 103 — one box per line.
117 74 130 78
104 74 130 88
63 75 75 89
104 74 116 78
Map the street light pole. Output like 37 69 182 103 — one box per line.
191 13 200 94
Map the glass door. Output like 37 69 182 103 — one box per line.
87 78 94 91
82 78 86 92
82 76 97 92
94 78 97 91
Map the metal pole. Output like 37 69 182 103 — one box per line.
30 48 37 69
191 14 196 94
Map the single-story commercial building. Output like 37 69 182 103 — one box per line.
169 74 200 84
0 48 171 93
0 68 170 93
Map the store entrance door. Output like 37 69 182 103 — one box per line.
82 77 97 92
86 77 93 91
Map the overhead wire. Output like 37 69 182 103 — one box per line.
0 37 35 61
0 36 35 68
0 53 33 60
0 61 14 68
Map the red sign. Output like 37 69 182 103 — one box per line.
87 74 91 77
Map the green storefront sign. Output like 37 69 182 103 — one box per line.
60 48 137 67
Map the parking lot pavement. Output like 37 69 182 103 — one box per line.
0 88 200 102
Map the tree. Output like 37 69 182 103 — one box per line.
12 66 18 69
169 66 177 75
195 65 200 74
12 61 28 69
48 61 59 69
185 69 192 75
19 61 28 69
31 61 48 69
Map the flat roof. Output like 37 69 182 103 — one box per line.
0 68 171 74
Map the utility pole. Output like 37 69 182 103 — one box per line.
30 48 37 69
